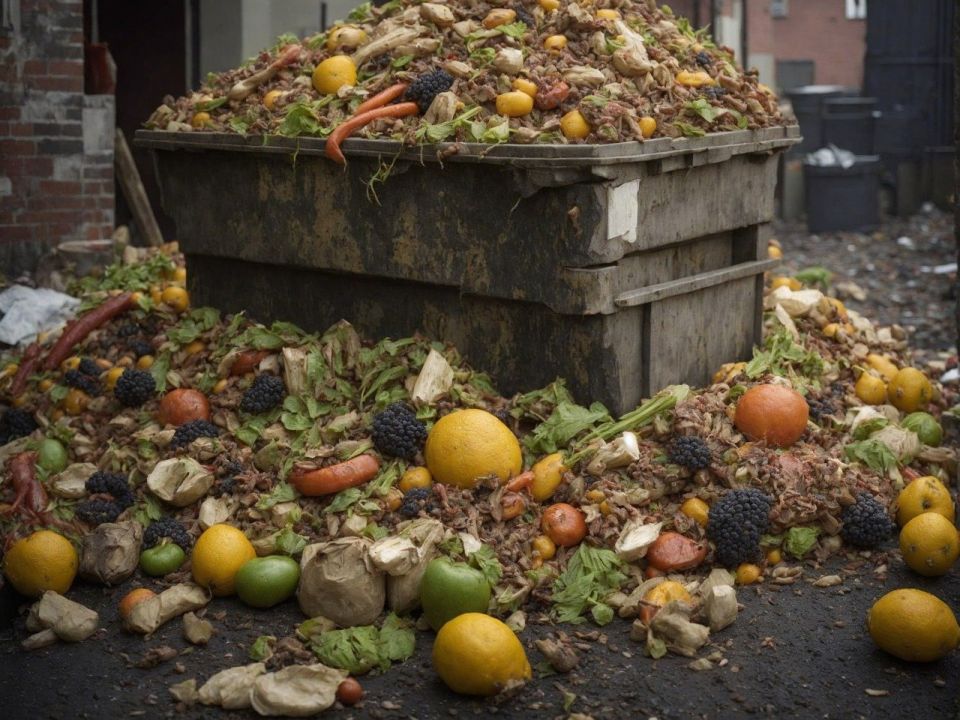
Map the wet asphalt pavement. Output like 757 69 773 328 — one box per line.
1 551 958 720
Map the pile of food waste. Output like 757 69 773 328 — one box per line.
0 244 956 715
146 0 785 159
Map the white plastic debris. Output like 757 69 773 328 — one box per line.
614 520 662 562
0 285 79 345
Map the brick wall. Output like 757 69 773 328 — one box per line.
0 0 114 276
771 0 865 88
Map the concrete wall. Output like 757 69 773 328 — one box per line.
0 0 115 274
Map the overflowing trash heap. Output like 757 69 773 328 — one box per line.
146 0 784 153
0 243 956 713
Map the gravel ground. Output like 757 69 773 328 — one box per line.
776 205 957 372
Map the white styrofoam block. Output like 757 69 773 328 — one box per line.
607 179 639 244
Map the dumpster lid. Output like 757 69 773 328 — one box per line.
135 126 799 169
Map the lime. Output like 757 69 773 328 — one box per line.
234 555 300 609
902 412 942 447
140 543 186 576
420 558 491 631
37 438 68 473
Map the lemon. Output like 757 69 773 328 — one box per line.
560 109 589 139
192 524 257 596
896 476 955 526
432 613 531 696
643 580 692 606
160 286 189 313
886 367 932 413
3 530 78 597
424 409 522 489
639 116 656 138
867 588 960 662
312 55 357 95
398 466 432 493
679 497 709 526
865 353 899 383
530 452 566 501
854 372 887 405
899 512 959 576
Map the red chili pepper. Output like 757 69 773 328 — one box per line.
8 452 47 517
325 102 419 165
42 292 135 371
8 342 41 398
354 82 409 115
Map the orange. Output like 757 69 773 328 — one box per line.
424 409 522 489
432 613 531 696
896 476 955 526
3 530 78 597
643 580 692 607
639 116 656 138
312 56 357 95
531 534 556 561
512 78 538 98
119 588 157 621
734 384 809 448
191 524 257 596
495 91 534 118
868 589 960 662
886 367 932 413
541 503 587 548
735 563 762 584
399 466 433 493
158 388 211 427
899 512 959 577
680 497 709 526
63 388 89 416
160 286 189 313
560 109 589 139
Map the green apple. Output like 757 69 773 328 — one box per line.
419 558 491 631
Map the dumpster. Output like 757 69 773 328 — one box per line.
138 127 798 413
785 85 854 156
821 97 879 156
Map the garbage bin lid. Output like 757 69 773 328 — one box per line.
787 84 853 96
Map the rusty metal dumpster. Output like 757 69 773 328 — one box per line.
137 127 798 414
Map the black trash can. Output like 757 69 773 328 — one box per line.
821 97 879 155
804 155 882 233
786 85 854 155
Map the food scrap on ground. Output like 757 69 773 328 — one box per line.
0 234 956 714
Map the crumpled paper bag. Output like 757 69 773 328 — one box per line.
79 521 142 585
124 583 210 634
27 591 99 642
198 663 266 709
147 457 214 507
250 664 346 717
298 537 384 627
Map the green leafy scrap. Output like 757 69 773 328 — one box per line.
249 635 277 661
844 439 899 473
674 121 706 137
468 544 503 589
309 613 415 675
784 526 819 558
746 326 824 381
256 481 298 510
524 401 611 455
498 21 528 38
551 544 627 625
684 98 724 124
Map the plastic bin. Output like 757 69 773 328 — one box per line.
138 127 798 413
804 156 882 234
821 97 878 155
786 85 854 156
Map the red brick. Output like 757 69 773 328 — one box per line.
0 139 35 155
0 225 35 241
8 122 34 136
29 76 82 92
39 180 82 195
47 60 83 77
0 107 22 120
22 60 47 76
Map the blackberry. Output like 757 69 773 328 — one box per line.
0 408 38 444
128 340 154 359
702 86 726 99
143 517 192 550
695 51 713 67
212 476 237 497
404 69 454 113
171 419 220 448
114 368 156 407
841 494 895 549
512 4 535 27
117 323 140 337
240 374 286 413
668 436 712 471
707 488 772 567
399 487 432 517
807 398 835 424
64 369 100 396
78 358 101 377
371 403 427 459
77 471 134 524
76 498 125 525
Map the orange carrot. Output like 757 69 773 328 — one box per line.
500 492 527 520
289 454 381 496
325 102 419 165
43 292 135 371
505 470 534 493
354 82 409 115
